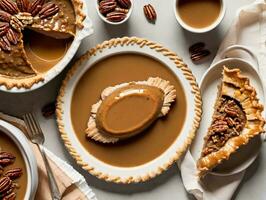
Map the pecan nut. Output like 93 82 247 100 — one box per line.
115 7 128 14
0 22 9 37
224 106 238 117
39 2 59 19
28 0 45 15
42 102 56 118
189 42 205 54
16 0 29 12
190 49 210 62
106 11 126 22
0 0 19 15
99 0 117 15
3 192 16 200
0 177 12 193
143 4 157 21
4 168 23 180
15 12 33 26
10 16 24 31
117 0 131 9
0 152 15 166
0 10 11 22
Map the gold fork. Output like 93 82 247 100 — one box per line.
23 113 61 200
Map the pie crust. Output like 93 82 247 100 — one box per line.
56 37 202 183
0 0 85 89
85 77 176 144
197 67 265 178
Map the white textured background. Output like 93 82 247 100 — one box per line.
0 0 265 199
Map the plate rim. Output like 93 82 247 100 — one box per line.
56 37 202 184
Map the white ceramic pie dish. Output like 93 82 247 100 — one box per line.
191 45 265 176
0 120 38 199
0 0 93 93
56 37 202 183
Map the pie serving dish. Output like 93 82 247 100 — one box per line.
56 37 202 183
0 0 93 93
191 45 265 176
0 119 38 199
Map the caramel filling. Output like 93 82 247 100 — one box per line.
177 0 221 28
96 84 164 138
202 96 246 157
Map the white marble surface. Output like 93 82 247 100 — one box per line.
0 0 265 199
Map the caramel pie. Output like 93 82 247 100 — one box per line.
197 67 265 177
86 77 176 144
0 0 85 89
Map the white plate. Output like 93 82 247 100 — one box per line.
56 37 202 183
0 120 38 199
1 0 93 93
191 56 265 176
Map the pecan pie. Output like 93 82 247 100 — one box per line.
86 77 176 144
197 67 265 177
0 0 85 89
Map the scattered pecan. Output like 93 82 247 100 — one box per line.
191 49 211 62
106 11 126 22
0 22 9 36
117 0 131 9
16 0 29 12
0 10 11 22
143 4 157 21
0 0 19 15
2 192 16 200
99 0 117 15
42 102 56 118
211 124 228 133
0 152 15 166
39 2 59 19
189 42 205 53
225 117 235 127
0 176 12 193
4 168 23 180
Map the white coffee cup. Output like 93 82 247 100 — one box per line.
174 0 226 33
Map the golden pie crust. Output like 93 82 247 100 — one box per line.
85 77 176 144
197 67 265 178
56 37 202 183
0 0 85 89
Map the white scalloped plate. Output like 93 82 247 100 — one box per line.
56 38 202 183
191 58 265 176
0 0 93 93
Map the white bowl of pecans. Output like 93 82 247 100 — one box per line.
96 0 133 25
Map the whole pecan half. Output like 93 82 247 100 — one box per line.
16 0 29 12
99 0 117 15
143 4 157 21
106 11 126 22
0 177 12 193
0 10 11 22
117 0 131 9
39 2 59 19
0 22 9 37
189 42 205 54
191 49 210 62
4 168 23 180
2 192 16 200
42 102 56 118
0 0 19 15
0 152 15 166
28 0 45 16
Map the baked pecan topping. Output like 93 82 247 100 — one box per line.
4 168 23 180
0 176 12 193
0 152 15 166
0 0 60 51
202 97 247 156
2 192 16 200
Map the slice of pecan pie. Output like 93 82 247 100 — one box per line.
197 67 265 177
0 0 85 89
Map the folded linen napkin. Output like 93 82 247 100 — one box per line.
179 0 266 199
0 112 97 200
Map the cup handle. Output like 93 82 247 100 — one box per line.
220 45 259 71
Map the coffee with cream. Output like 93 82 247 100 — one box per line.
177 0 221 29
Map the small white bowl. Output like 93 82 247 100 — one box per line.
174 0 226 33
0 120 38 199
95 0 133 25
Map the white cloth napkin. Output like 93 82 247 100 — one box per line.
179 0 266 199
